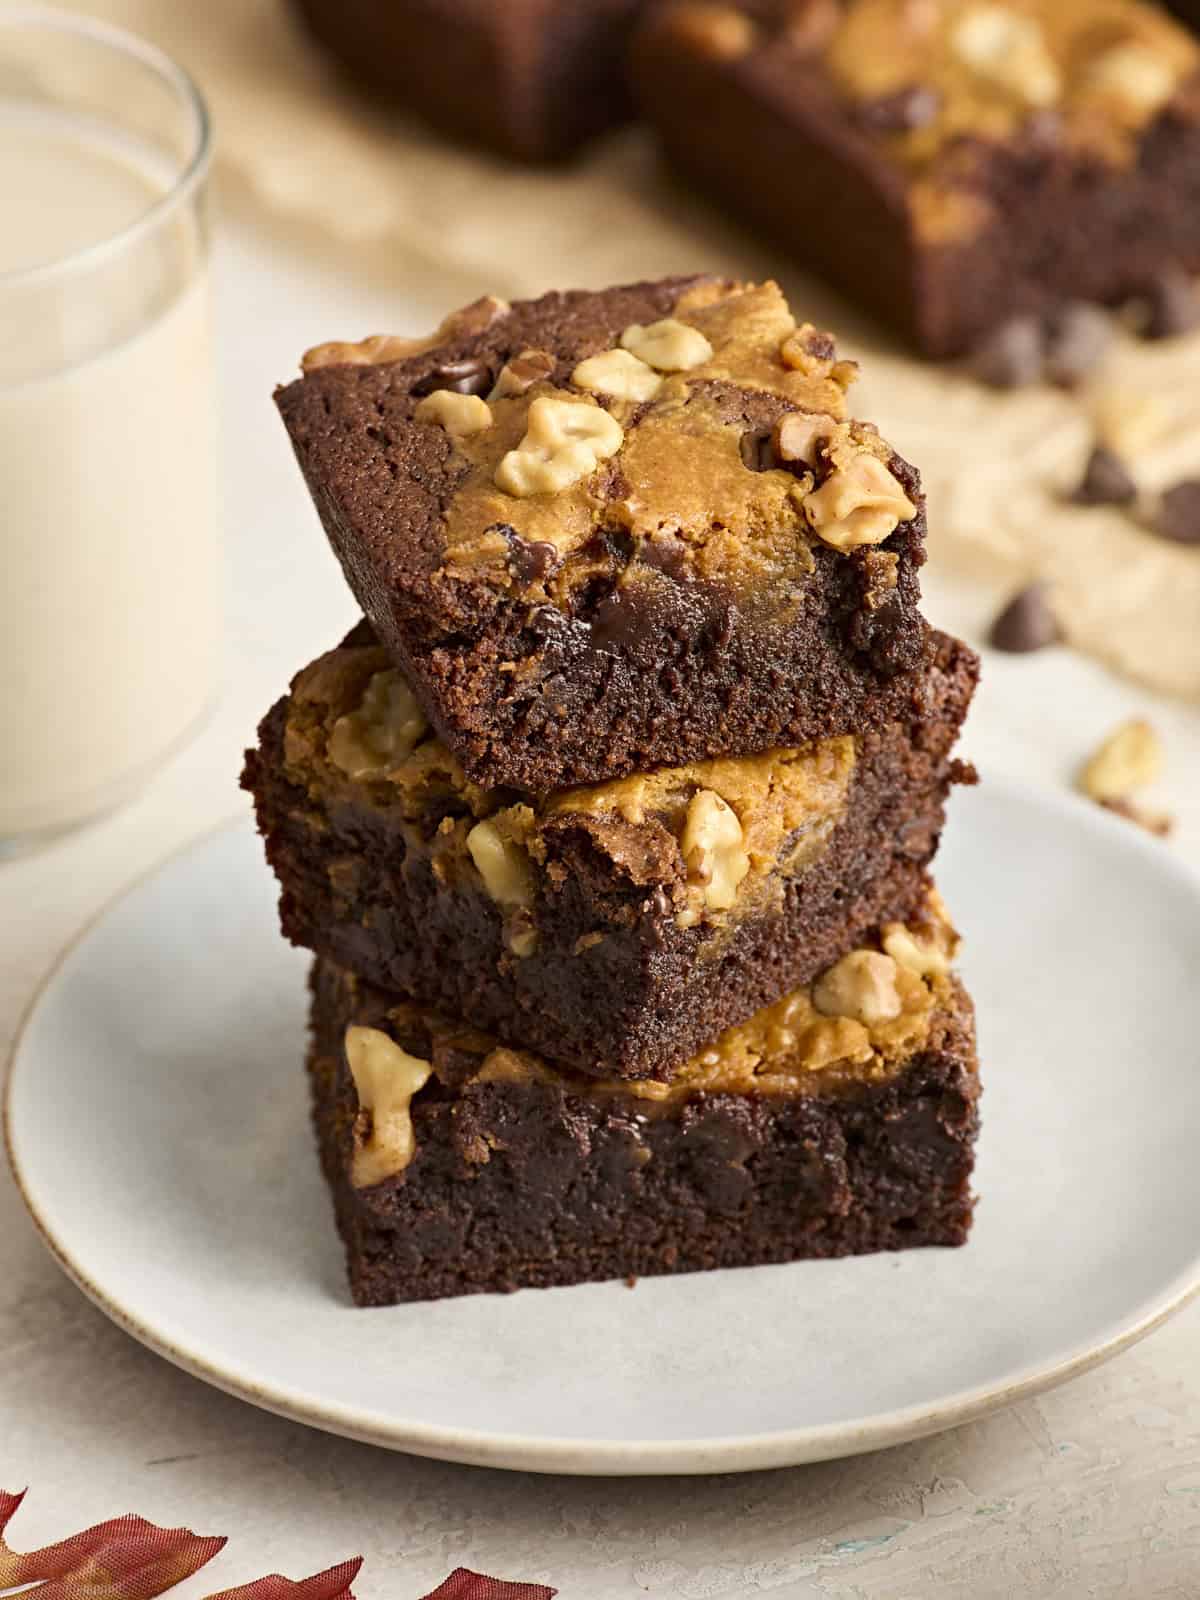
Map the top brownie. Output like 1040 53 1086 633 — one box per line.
633 2 1200 359
276 277 933 792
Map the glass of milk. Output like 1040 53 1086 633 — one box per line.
0 7 220 855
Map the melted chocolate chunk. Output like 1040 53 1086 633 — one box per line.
413 356 494 398
740 427 779 472
501 524 561 583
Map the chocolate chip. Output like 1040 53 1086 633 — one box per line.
1044 302 1113 389
856 84 941 134
1071 445 1137 507
413 357 493 398
1154 479 1200 544
739 428 778 472
501 526 560 582
968 315 1044 389
988 583 1061 653
1139 266 1200 342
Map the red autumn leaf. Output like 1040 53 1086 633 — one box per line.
204 1561 363 1600
0 1491 226 1600
418 1573 556 1600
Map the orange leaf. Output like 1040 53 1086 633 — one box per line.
0 1491 225 1600
419 1573 556 1600
205 1560 363 1600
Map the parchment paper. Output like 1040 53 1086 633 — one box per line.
69 0 1200 700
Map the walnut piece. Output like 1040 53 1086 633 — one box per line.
812 951 903 1026
882 916 959 978
495 396 624 497
414 389 492 438
774 411 837 467
952 6 1061 108
1079 719 1164 802
679 789 751 911
667 2 759 60
620 318 714 373
1085 44 1178 118
572 347 664 402
301 295 509 373
803 453 917 550
489 348 555 400
467 819 535 908
345 1025 433 1188
328 670 428 778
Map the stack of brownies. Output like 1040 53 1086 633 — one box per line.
243 276 982 1306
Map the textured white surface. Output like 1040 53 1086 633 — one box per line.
2 222 1200 1593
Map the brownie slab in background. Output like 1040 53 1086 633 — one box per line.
632 1 1200 359
308 898 980 1306
287 0 645 162
276 277 935 792
244 625 977 1079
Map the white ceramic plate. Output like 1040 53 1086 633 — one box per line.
7 782 1200 1476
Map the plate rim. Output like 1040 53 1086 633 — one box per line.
7 786 1200 1477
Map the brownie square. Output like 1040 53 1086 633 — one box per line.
307 905 980 1306
243 625 977 1079
287 0 646 162
632 2 1200 358
276 277 935 791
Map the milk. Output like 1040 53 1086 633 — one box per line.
0 107 220 841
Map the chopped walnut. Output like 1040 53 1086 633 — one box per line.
774 411 837 467
952 6 1061 107
414 389 493 438
1085 43 1179 118
779 323 837 376
489 349 556 401
328 670 428 778
679 789 750 911
344 1025 433 1188
467 818 535 908
812 951 903 1026
620 318 714 373
1079 719 1164 802
301 295 509 373
495 396 624 497
882 915 960 978
666 2 759 60
572 347 664 402
803 453 917 551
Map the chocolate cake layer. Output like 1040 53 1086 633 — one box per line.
244 626 976 1080
276 277 935 791
308 921 980 1306
633 1 1200 359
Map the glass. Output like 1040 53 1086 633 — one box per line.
0 6 219 855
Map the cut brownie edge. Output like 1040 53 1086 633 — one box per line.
308 953 980 1306
244 628 977 1079
277 275 933 789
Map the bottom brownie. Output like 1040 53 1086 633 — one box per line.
307 898 980 1306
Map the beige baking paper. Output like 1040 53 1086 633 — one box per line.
71 0 1200 700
